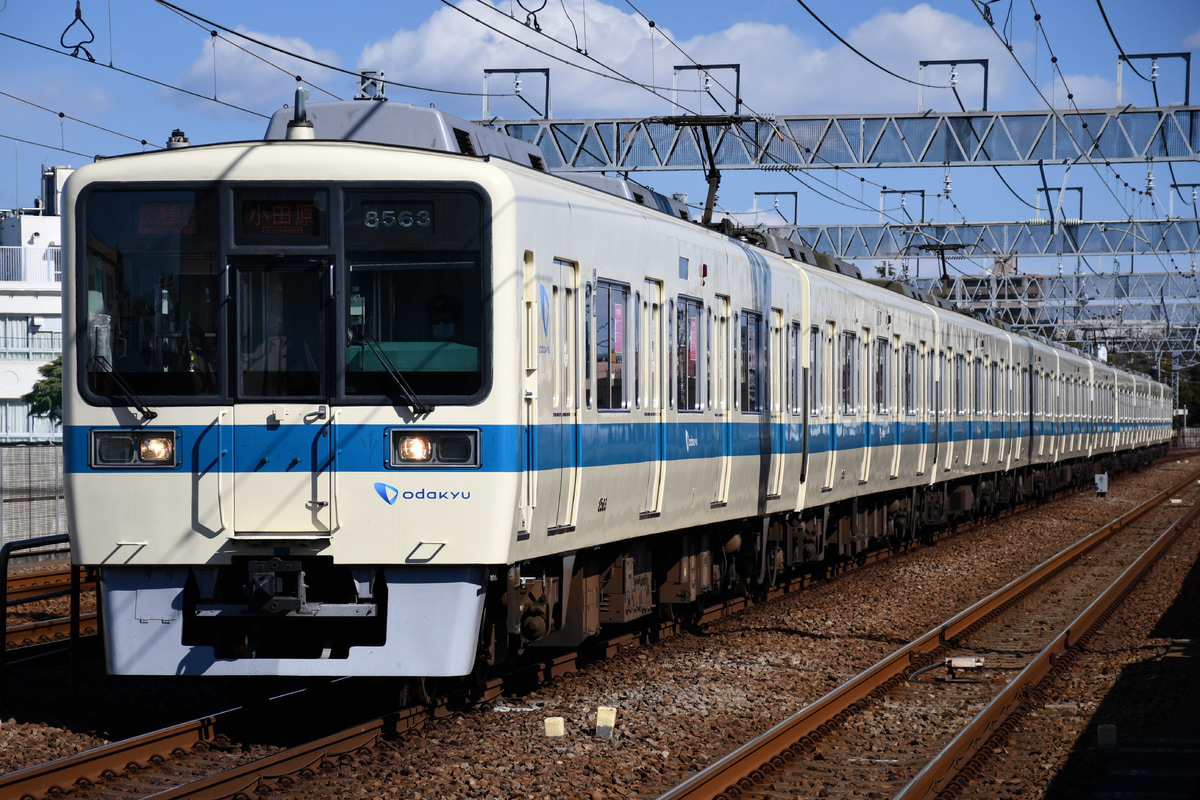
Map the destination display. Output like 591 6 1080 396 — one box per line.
235 190 328 245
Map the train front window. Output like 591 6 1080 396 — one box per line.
82 189 219 397
237 267 326 398
342 190 485 400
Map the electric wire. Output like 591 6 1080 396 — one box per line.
975 3 1136 222
1094 0 1150 82
788 0 950 89
154 0 498 99
156 1 343 100
1026 2 1173 274
0 132 96 160
463 0 708 103
618 2 930 219
0 89 161 149
0 29 270 120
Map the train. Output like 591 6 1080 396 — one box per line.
62 93 1173 678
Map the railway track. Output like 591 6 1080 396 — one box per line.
655 466 1200 800
5 567 96 652
5 468 1189 799
6 568 91 604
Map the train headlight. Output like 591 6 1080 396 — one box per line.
139 436 175 462
397 436 433 462
390 429 479 468
90 430 179 468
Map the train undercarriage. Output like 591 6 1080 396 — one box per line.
487 444 1168 675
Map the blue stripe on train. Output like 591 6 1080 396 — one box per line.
62 419 1170 474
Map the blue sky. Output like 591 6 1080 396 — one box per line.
2 1 1198 273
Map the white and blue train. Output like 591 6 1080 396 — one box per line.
63 95 1173 677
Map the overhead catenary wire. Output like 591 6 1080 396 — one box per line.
0 29 270 120
788 0 950 90
0 132 97 161
155 0 498 99
0 89 161 149
156 1 343 101
1094 0 1150 82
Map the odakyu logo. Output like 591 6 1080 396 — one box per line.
374 482 472 503
540 284 550 336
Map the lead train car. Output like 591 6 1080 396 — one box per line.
63 99 1173 677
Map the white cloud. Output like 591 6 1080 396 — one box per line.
174 28 345 115
1184 27 1200 50
354 2 1023 121
1042 73 1118 111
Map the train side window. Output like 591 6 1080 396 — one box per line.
676 296 702 411
954 354 966 416
903 343 917 415
875 337 890 415
595 279 630 411
740 310 762 413
991 362 1000 416
974 357 984 415
840 330 858 416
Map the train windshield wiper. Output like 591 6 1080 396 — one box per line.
354 330 434 416
90 356 158 422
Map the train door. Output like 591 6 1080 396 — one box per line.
231 261 334 534
549 259 579 531
917 344 930 475
859 331 871 484
641 279 664 516
890 338 904 479
940 351 951 472
824 325 841 491
711 298 731 506
768 309 785 498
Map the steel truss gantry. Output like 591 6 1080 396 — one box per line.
767 218 1200 260
911 271 1200 367
494 106 1200 171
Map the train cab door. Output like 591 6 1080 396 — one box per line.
545 259 579 533
641 279 665 516
231 261 334 535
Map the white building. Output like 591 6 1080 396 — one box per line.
0 166 70 441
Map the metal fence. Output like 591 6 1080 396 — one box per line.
0 246 62 282
1174 428 1200 449
0 443 67 546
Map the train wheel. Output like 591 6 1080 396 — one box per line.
399 676 439 707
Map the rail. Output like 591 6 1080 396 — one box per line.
0 534 81 715
657 465 1200 800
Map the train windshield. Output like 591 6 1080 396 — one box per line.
82 189 220 397
343 190 485 399
78 185 487 404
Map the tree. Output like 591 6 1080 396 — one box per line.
22 355 62 424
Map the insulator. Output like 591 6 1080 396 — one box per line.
514 76 522 96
